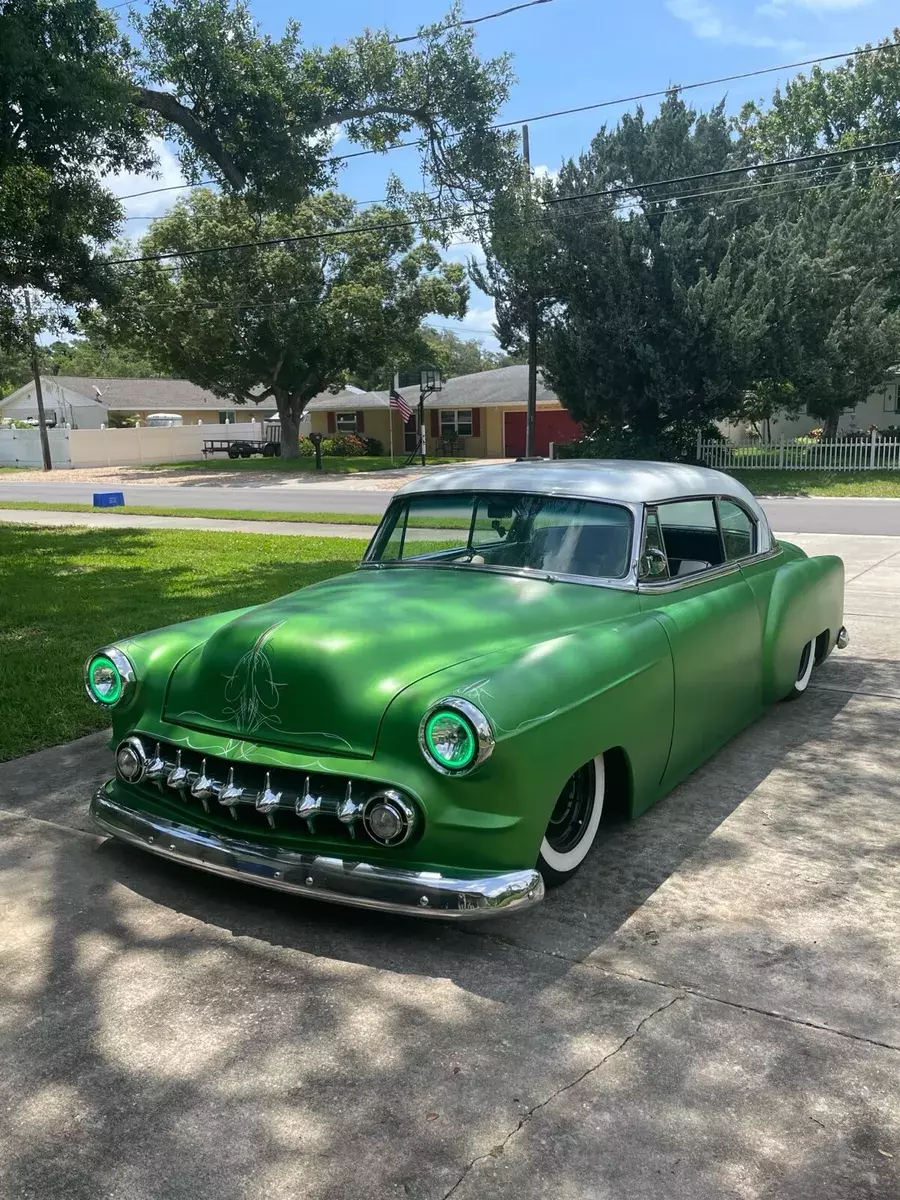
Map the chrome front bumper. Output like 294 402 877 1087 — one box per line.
90 789 544 920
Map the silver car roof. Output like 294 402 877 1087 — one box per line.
395 459 773 553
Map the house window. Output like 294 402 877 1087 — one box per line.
336 412 359 433
218 412 231 424
440 409 473 437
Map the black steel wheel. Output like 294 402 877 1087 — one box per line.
538 756 605 887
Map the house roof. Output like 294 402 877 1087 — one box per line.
1 377 369 413
305 365 560 411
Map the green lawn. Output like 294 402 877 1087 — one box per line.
729 469 900 497
0 524 368 762
148 455 465 474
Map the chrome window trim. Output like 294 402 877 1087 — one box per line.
637 546 782 593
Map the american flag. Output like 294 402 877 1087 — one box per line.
389 387 413 422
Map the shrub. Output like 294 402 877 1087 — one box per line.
321 433 368 456
555 421 722 465
363 436 383 456
296 437 315 457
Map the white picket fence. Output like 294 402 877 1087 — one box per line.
698 430 900 471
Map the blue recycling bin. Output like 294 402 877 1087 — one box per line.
93 491 125 508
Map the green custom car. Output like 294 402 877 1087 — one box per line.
86 460 847 919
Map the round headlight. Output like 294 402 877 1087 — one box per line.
419 698 494 776
84 647 135 707
363 790 416 847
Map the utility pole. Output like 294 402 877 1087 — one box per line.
522 123 538 459
23 291 52 472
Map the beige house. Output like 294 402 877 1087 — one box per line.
0 376 318 432
306 366 581 458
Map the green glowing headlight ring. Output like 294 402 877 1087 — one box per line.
425 711 477 770
84 647 135 707
418 698 494 776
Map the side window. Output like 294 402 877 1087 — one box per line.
639 510 669 580
718 499 756 561
657 499 723 577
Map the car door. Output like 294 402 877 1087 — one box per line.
638 498 764 789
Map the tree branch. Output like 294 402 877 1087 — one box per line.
136 87 246 191
315 104 431 130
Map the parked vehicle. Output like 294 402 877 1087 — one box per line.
85 461 847 919
145 413 183 427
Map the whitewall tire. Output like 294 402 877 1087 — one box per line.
538 755 605 887
786 638 815 700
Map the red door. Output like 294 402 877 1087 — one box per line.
504 410 581 457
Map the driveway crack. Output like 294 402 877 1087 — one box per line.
441 992 683 1199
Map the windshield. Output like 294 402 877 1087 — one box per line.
365 492 633 580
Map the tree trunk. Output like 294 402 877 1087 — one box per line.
275 390 305 459
823 411 840 439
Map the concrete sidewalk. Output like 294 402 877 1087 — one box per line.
0 506 379 538
0 532 898 1200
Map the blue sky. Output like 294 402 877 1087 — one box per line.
110 0 900 350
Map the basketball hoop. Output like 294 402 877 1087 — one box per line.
421 365 442 394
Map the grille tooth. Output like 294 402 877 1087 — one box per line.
295 776 320 833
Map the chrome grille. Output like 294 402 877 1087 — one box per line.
122 736 412 843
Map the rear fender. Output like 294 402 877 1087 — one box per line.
761 547 844 703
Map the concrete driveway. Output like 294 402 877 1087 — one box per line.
1 532 898 1200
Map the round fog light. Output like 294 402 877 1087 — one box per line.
363 790 416 847
115 737 147 783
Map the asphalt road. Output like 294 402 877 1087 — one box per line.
2 530 899 1199
1 479 900 534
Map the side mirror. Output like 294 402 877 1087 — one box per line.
640 547 668 580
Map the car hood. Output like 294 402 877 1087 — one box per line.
162 566 630 757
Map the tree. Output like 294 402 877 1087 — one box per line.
479 95 767 458
0 0 148 338
46 336 163 379
2 0 514 340
738 31 900 159
742 171 900 437
96 190 468 454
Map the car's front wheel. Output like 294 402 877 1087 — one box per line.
785 638 815 700
538 755 605 887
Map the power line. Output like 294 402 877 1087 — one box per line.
391 0 556 44
547 137 900 205
107 38 900 204
104 138 900 266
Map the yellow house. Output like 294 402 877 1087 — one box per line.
306 366 580 458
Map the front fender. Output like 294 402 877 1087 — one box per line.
378 611 674 868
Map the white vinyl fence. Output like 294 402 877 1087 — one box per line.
698 429 900 471
0 421 272 468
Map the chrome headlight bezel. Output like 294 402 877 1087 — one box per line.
84 646 136 707
418 697 495 777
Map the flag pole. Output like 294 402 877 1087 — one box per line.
390 372 397 463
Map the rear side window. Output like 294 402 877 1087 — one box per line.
718 499 756 561
657 499 723 577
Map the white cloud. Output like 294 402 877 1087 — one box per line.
102 138 190 241
666 0 804 48
533 164 559 183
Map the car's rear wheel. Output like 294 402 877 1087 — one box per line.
538 755 605 887
785 638 815 700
